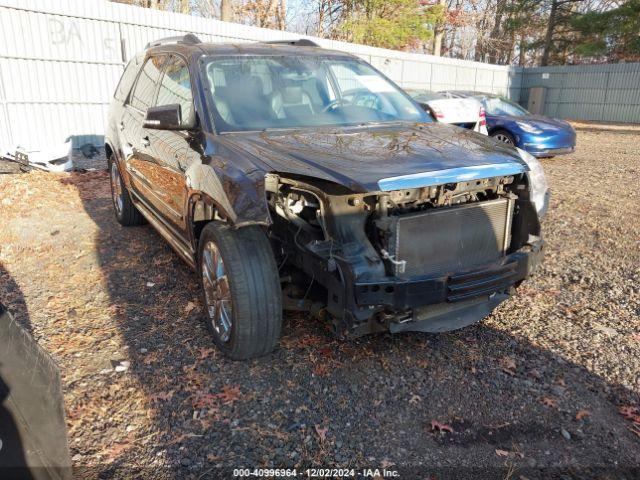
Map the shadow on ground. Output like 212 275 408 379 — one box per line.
58 171 640 479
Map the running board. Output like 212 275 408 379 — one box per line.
130 193 196 270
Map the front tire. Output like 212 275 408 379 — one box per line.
108 156 145 226
491 129 516 146
198 222 282 359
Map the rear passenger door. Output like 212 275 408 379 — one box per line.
141 54 196 234
121 54 167 204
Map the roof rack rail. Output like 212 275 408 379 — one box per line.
146 33 202 49
264 39 319 47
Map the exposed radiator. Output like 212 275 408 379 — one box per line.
389 198 514 278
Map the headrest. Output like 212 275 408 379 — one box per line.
232 75 264 96
282 86 303 104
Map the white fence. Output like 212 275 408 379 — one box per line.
0 0 522 150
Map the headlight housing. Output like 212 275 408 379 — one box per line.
517 148 549 217
516 121 543 134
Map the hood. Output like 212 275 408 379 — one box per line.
220 122 526 193
509 115 573 132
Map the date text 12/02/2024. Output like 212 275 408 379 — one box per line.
232 468 400 477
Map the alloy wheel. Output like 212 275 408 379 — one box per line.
494 133 514 145
201 241 233 342
110 162 124 216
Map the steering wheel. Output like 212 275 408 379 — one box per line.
321 98 349 113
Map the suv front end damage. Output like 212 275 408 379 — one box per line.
266 159 545 337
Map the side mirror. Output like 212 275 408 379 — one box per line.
143 104 183 130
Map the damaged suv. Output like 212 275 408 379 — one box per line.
106 35 548 359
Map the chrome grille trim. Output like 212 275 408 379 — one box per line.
377 163 527 191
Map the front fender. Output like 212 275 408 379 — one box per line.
185 162 270 227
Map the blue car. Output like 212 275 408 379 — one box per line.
441 91 576 157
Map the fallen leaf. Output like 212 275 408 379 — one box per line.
575 409 590 421
150 390 174 403
207 454 221 462
317 347 333 357
192 393 218 409
217 385 241 405
495 449 510 457
142 352 159 365
409 394 422 405
381 459 395 469
198 347 216 360
619 405 640 424
540 397 558 408
430 420 454 434
314 424 328 442
499 356 517 375
101 432 135 463
184 301 197 313
313 363 330 377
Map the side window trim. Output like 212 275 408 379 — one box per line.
126 53 168 115
155 53 196 129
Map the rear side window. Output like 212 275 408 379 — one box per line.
114 54 143 102
129 55 166 112
156 55 194 127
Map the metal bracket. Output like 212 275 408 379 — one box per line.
380 249 406 274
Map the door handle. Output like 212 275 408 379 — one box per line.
119 121 125 131
141 136 150 148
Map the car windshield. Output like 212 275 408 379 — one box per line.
202 55 429 132
480 96 529 117
407 89 445 102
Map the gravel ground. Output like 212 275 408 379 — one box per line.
0 127 639 479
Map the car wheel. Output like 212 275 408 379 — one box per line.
198 222 282 359
108 155 145 226
491 130 516 146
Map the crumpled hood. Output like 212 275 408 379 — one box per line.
220 122 526 193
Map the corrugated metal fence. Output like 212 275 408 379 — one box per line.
0 0 521 149
521 63 640 124
0 0 637 150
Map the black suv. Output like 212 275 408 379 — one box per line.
106 34 548 359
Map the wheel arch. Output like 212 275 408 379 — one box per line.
187 190 270 251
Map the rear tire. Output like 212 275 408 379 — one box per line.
108 155 145 226
198 222 282 360
491 129 516 146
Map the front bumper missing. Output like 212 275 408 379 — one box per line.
353 243 544 333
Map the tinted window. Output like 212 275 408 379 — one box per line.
114 54 143 101
156 55 194 127
130 55 166 112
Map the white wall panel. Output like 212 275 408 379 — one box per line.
0 0 541 150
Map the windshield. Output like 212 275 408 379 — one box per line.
480 96 529 117
202 55 429 132
407 89 444 102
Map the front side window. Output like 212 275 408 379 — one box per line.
203 55 429 132
114 54 143 102
156 55 194 127
481 96 529 117
129 55 166 112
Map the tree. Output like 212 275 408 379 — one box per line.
572 0 640 62
221 0 233 21
336 0 444 50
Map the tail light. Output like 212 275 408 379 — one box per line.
479 106 487 126
431 106 444 119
